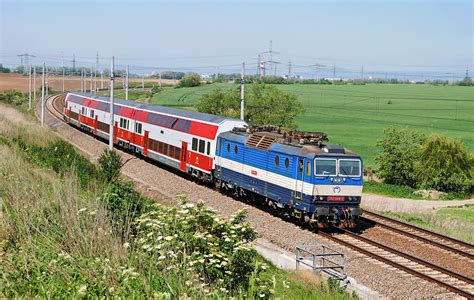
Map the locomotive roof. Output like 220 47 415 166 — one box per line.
70 92 243 125
219 131 359 158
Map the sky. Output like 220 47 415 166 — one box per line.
0 0 472 77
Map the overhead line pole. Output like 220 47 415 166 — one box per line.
41 63 45 127
33 66 36 103
108 56 115 150
28 66 32 110
90 67 93 93
45 67 49 98
125 64 129 100
240 62 245 121
62 51 65 92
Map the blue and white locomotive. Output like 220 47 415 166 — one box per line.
214 128 363 228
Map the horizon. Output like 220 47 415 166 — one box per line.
1 0 472 79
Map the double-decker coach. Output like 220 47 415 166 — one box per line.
64 92 246 180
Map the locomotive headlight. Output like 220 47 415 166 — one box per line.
319 196 323 201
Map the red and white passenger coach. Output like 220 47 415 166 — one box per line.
64 92 247 179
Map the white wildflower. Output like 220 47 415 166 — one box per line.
259 293 265 298
158 255 166 260
165 236 173 241
122 242 130 249
77 284 87 294
77 207 87 214
219 287 228 293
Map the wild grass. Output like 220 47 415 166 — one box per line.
382 205 474 243
363 181 425 199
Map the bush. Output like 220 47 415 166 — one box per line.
375 128 426 187
416 134 473 193
178 73 201 88
0 90 27 106
98 149 123 182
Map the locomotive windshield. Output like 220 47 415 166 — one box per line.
315 158 361 176
339 159 361 176
315 159 337 175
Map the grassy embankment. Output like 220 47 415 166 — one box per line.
382 205 474 243
0 97 353 298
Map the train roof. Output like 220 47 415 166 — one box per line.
69 92 243 125
219 130 359 158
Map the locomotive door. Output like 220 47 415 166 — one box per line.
180 141 188 172
295 158 309 200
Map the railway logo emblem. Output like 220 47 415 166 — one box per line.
333 186 341 194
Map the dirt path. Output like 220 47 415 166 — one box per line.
361 193 474 213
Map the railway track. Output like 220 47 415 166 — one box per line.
320 228 474 299
44 93 474 298
361 210 474 260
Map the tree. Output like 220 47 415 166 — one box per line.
178 73 201 87
416 134 473 193
196 84 303 130
375 128 426 187
0 64 11 73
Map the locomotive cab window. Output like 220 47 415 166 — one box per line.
192 138 198 151
227 143 230 153
339 159 361 176
315 159 337 176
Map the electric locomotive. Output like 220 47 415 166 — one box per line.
214 128 363 228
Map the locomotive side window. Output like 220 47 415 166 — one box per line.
315 159 337 176
192 138 198 151
339 159 361 176
234 145 238 154
227 143 230 153
199 140 205 154
306 161 311 177
285 157 290 169
275 155 280 166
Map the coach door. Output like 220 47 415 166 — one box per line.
180 141 188 172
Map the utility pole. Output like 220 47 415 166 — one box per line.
159 71 162 88
62 51 65 92
361 65 364 80
101 71 104 89
240 62 245 121
142 74 145 90
125 64 129 100
332 64 336 82
90 67 93 93
80 68 83 92
109 56 115 150
72 54 76 72
45 67 49 98
17 53 36 74
41 63 45 127
95 52 99 92
28 66 32 110
288 59 292 79
33 66 36 103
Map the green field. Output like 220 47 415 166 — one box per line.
143 83 473 166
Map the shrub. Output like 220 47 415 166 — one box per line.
98 149 123 182
416 134 473 193
375 128 426 187
0 90 27 106
178 73 201 88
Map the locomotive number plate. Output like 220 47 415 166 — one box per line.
328 196 345 202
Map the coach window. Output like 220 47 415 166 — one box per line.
163 144 169 155
207 142 210 155
192 138 198 151
159 142 164 153
90 109 95 118
169 146 175 158
175 148 181 159
135 122 142 134
81 107 86 115
275 155 280 167
199 139 205 154
285 157 290 169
